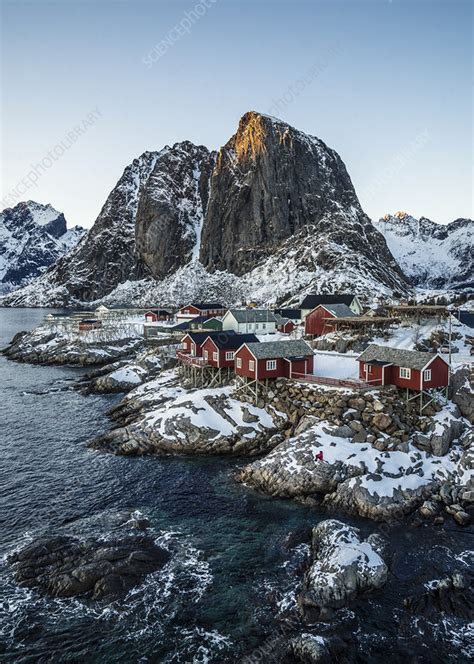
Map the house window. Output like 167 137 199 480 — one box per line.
365 363 373 373
191 345 196 356
266 360 277 371
213 352 218 362
203 350 208 360
181 342 187 349
225 351 234 361
249 360 255 371
399 367 411 379
262 323 266 330
236 358 242 368
423 369 432 382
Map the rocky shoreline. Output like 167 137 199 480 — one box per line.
2 322 474 662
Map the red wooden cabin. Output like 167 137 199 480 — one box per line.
305 303 357 337
201 333 259 368
180 331 234 357
145 309 172 322
275 315 296 334
177 303 226 322
234 340 314 380
357 344 449 390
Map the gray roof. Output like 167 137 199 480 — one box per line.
321 303 357 318
357 344 445 370
228 309 278 323
244 339 313 360
300 294 357 309
274 314 290 325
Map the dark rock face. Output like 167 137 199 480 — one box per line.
135 142 214 279
199 111 406 292
0 201 84 293
39 152 161 303
9 534 170 600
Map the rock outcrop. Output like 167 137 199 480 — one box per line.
200 112 404 290
299 520 387 616
404 571 473 620
9 534 170 600
3 323 144 366
89 379 286 457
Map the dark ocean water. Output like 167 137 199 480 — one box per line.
0 309 472 663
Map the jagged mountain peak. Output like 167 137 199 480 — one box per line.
0 201 85 294
375 212 473 292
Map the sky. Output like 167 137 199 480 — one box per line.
1 0 472 228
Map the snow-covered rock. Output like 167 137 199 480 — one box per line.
3 321 144 366
374 211 473 292
300 519 387 612
89 376 287 456
240 414 469 521
0 200 84 293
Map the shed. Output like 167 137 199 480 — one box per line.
305 303 357 337
300 294 363 318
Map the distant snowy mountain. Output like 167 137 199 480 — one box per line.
2 112 411 307
0 201 85 294
374 211 473 292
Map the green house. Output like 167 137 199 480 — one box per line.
189 316 223 331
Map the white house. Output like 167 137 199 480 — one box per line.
94 304 110 317
222 309 278 334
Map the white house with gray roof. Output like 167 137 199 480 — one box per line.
222 309 278 334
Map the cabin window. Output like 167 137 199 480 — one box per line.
236 358 242 368
181 342 187 349
399 367 411 379
249 360 255 371
191 345 196 356
266 360 277 371
262 323 266 330
203 350 208 360
225 351 234 361
364 363 373 373
213 352 218 362
423 369 432 382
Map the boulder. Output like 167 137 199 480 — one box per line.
371 413 392 431
8 535 170 600
299 520 387 614
288 634 331 663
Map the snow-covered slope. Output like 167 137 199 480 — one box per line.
0 201 85 294
2 113 411 307
374 211 473 292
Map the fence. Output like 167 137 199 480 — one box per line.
291 372 380 390
176 350 208 367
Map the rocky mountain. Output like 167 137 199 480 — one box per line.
2 112 411 307
0 201 85 294
374 211 473 292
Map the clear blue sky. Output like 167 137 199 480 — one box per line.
1 0 472 227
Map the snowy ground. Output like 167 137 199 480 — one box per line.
372 316 473 367
312 351 359 379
